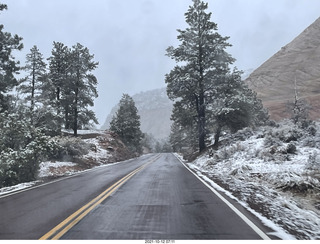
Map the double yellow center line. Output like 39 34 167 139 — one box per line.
40 155 160 240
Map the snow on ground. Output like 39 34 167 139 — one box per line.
61 129 106 135
82 137 112 163
0 181 39 196
38 161 77 178
186 121 320 240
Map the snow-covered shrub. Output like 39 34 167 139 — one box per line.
0 130 59 187
264 134 283 148
52 137 90 161
214 142 245 162
306 151 320 171
286 143 297 154
275 172 320 193
0 111 61 187
307 124 317 136
0 149 19 187
232 127 254 141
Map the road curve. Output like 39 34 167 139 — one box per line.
0 153 273 240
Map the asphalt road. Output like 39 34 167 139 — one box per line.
0 153 273 240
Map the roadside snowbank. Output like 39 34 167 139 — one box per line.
0 181 38 196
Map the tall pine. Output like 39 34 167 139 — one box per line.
166 0 268 152
47 42 70 132
69 43 99 136
166 0 234 152
18 45 46 115
47 42 99 135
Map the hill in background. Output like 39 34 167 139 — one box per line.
245 17 320 121
101 88 173 140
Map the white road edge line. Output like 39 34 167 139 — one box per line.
174 153 271 240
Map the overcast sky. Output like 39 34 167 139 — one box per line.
2 0 320 126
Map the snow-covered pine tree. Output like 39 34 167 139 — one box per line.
110 94 143 155
18 45 46 117
46 42 70 132
68 43 99 136
169 100 198 152
165 0 235 152
208 69 269 146
0 3 23 112
166 0 269 152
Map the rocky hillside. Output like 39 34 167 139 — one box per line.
245 17 320 121
101 88 173 140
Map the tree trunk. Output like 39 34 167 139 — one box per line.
198 93 206 152
198 38 206 153
73 87 78 137
213 125 222 149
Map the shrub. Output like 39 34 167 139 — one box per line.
286 143 297 154
306 151 320 171
0 130 60 188
264 134 282 147
52 137 90 161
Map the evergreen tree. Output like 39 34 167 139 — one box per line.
110 94 143 155
47 42 70 131
46 42 99 135
166 0 268 152
0 3 23 112
208 69 268 146
68 43 99 136
18 45 46 115
166 0 235 152
169 100 198 152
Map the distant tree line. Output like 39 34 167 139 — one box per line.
0 3 99 187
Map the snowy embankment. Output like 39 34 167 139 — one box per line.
186 120 320 240
0 130 114 196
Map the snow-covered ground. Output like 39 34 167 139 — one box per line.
38 161 77 178
0 181 39 196
185 120 320 240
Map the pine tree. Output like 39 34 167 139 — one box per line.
169 100 198 152
46 42 72 133
18 45 46 115
166 0 234 152
166 0 268 152
110 94 143 155
208 69 268 146
47 42 69 127
0 3 23 112
68 43 99 136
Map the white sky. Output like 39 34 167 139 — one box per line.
1 0 320 126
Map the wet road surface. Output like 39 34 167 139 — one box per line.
0 153 272 240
